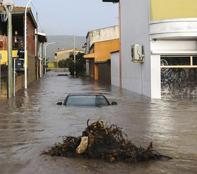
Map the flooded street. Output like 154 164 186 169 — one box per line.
0 71 197 174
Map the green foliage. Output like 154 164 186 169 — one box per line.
67 52 85 76
58 59 70 68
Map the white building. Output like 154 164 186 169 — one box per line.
104 0 197 98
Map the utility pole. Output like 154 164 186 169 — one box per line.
7 6 13 98
0 54 2 95
73 35 76 77
3 1 14 98
44 42 56 75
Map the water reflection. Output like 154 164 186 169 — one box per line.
0 72 197 174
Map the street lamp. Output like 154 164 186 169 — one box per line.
44 42 56 74
24 0 32 89
73 35 76 77
2 0 14 98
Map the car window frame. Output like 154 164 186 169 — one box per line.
63 94 110 107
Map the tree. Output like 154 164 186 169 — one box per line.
58 59 68 68
67 52 85 76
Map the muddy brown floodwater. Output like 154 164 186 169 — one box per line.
0 72 197 174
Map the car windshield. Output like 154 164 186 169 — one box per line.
65 95 109 106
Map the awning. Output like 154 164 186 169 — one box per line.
36 32 47 43
103 0 119 3
84 53 95 59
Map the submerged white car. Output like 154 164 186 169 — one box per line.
57 93 117 107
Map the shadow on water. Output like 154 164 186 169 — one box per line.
0 71 197 174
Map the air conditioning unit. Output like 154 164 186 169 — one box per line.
131 44 144 63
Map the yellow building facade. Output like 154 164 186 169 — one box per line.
84 39 120 82
150 0 197 21
48 61 57 69
0 50 18 64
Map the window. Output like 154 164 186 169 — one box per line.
193 57 197 65
161 56 190 66
161 56 197 67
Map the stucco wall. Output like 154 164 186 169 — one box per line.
94 39 120 62
111 52 120 87
120 0 151 97
150 55 161 99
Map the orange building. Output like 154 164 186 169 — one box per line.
84 39 120 84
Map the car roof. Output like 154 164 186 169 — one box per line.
67 93 106 96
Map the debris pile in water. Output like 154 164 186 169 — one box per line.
43 120 171 163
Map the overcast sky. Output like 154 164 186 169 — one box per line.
13 0 118 36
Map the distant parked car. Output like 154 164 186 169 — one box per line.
57 93 117 107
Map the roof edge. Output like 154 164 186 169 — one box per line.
102 0 119 3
